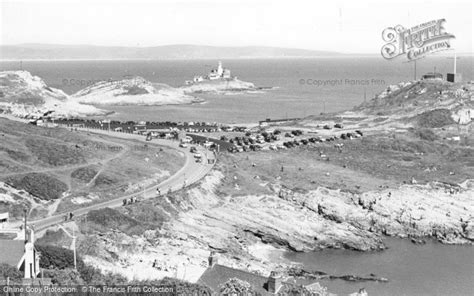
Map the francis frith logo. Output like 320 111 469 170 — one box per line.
381 19 455 61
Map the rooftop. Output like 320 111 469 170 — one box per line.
197 264 300 295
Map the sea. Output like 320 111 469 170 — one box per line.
1 56 473 124
1 57 473 295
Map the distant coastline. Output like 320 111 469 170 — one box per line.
1 53 472 62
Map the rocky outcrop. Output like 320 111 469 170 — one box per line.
72 77 202 106
288 267 388 283
280 181 474 245
0 71 108 117
180 79 257 94
77 170 473 283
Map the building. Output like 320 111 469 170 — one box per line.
197 252 328 295
421 72 443 80
193 75 204 83
0 225 41 279
207 62 232 80
447 73 462 83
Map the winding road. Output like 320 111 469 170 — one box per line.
24 127 216 231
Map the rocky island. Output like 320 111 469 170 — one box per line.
182 61 258 94
72 76 203 106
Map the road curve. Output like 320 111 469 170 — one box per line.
28 127 216 231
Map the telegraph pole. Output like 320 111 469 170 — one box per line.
446 51 460 74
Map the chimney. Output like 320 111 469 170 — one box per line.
208 251 218 267
267 271 282 294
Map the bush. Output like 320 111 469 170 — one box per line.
219 278 254 295
82 208 150 236
0 263 23 280
414 128 438 141
416 109 455 128
36 245 85 270
43 268 84 285
71 167 98 183
78 264 127 285
7 173 68 200
135 277 212 296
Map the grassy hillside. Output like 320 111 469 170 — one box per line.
0 117 184 220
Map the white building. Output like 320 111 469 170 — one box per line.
208 61 231 80
0 225 41 279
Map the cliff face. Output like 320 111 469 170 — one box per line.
0 70 69 105
76 169 473 283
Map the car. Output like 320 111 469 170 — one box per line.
194 153 202 158
334 123 343 128
190 146 197 153
179 143 188 148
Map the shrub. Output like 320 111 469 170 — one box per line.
416 109 455 128
6 173 68 200
81 207 150 236
0 263 23 280
36 245 85 270
219 278 254 295
414 128 438 141
43 268 84 285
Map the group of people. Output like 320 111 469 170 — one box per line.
122 196 139 206
64 212 74 221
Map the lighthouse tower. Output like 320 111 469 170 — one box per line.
217 61 224 77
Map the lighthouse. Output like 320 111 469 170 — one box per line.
217 61 224 77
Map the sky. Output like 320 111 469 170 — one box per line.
1 0 472 54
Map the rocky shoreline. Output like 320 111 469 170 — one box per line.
75 169 473 284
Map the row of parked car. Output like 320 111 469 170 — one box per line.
282 130 364 148
226 129 364 153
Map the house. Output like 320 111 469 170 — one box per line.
197 252 328 295
193 75 204 83
0 225 41 279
